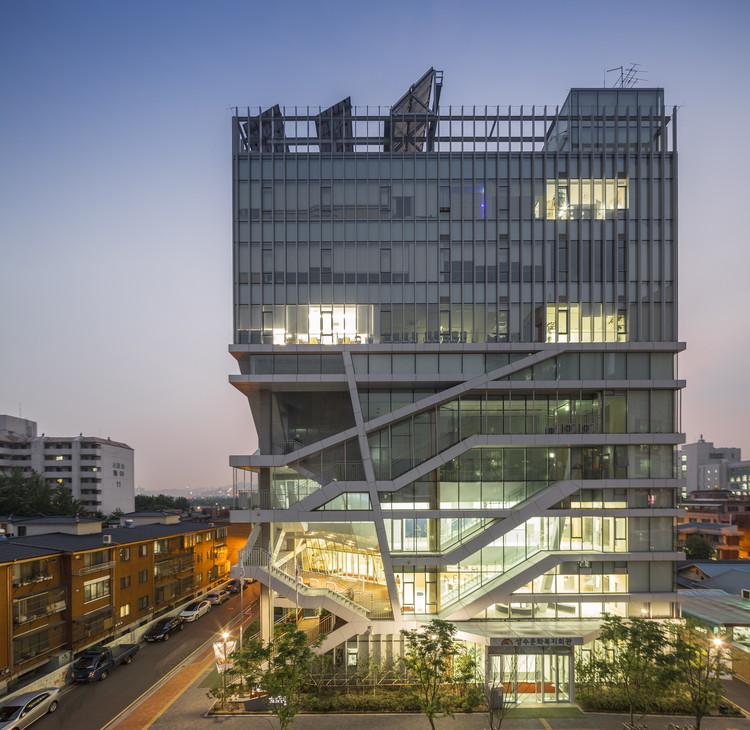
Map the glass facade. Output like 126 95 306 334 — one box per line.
231 74 681 703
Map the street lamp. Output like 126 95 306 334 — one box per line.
221 631 230 708
239 562 245 648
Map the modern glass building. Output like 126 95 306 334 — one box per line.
229 70 683 703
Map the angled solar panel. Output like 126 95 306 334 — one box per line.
244 105 287 152
384 68 437 152
316 97 353 153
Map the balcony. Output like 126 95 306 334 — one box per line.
72 560 115 576
154 555 194 580
13 573 53 588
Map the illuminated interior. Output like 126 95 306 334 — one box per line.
545 179 628 220
545 304 627 343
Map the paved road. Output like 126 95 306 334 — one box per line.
31 589 257 730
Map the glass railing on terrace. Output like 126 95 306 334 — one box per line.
372 413 602 480
237 480 320 509
382 478 554 511
384 517 495 554
437 516 627 609
299 460 367 484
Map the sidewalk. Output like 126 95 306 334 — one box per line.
142 671 750 730
108 611 750 730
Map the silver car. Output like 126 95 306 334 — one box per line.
179 599 211 621
0 688 60 729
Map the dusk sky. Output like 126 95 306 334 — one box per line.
2 0 748 492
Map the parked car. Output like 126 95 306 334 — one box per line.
206 589 230 605
225 579 254 594
179 600 211 621
0 689 60 729
71 644 139 682
145 616 185 642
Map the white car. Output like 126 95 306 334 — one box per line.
206 590 230 605
179 599 211 621
0 688 60 729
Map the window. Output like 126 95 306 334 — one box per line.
119 547 130 562
138 595 148 611
138 570 148 584
120 576 131 590
139 544 148 557
119 603 131 618
205 532 212 542
83 577 110 603
83 551 108 569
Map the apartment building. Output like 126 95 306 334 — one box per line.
228 71 683 703
0 415 134 514
0 519 229 693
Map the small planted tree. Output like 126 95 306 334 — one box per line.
401 619 461 729
576 613 672 727
232 624 321 730
683 534 715 560
669 620 728 730
484 675 517 730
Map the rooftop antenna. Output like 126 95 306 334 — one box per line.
605 63 646 88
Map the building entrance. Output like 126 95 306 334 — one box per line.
489 647 572 704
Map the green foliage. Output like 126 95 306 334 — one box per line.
576 685 688 714
684 534 715 560
401 619 479 729
301 691 421 712
576 614 673 726
134 494 191 512
231 624 321 730
0 468 88 517
668 620 729 730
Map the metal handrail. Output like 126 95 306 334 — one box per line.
244 549 370 617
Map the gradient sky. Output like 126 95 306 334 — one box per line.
2 0 748 492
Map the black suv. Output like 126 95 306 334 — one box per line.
145 616 184 642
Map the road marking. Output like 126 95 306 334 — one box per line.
540 719 553 730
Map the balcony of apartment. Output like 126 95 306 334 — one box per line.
156 574 195 606
12 622 66 670
72 606 114 645
72 560 115 577
211 543 228 561
12 570 54 589
154 554 195 580
13 587 67 629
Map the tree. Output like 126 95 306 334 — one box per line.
684 534 715 560
0 468 88 517
401 619 463 730
576 614 673 727
134 494 191 512
483 675 518 730
231 624 321 730
669 620 728 730
49 483 88 516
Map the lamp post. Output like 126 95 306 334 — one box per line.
239 559 245 648
221 631 230 708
